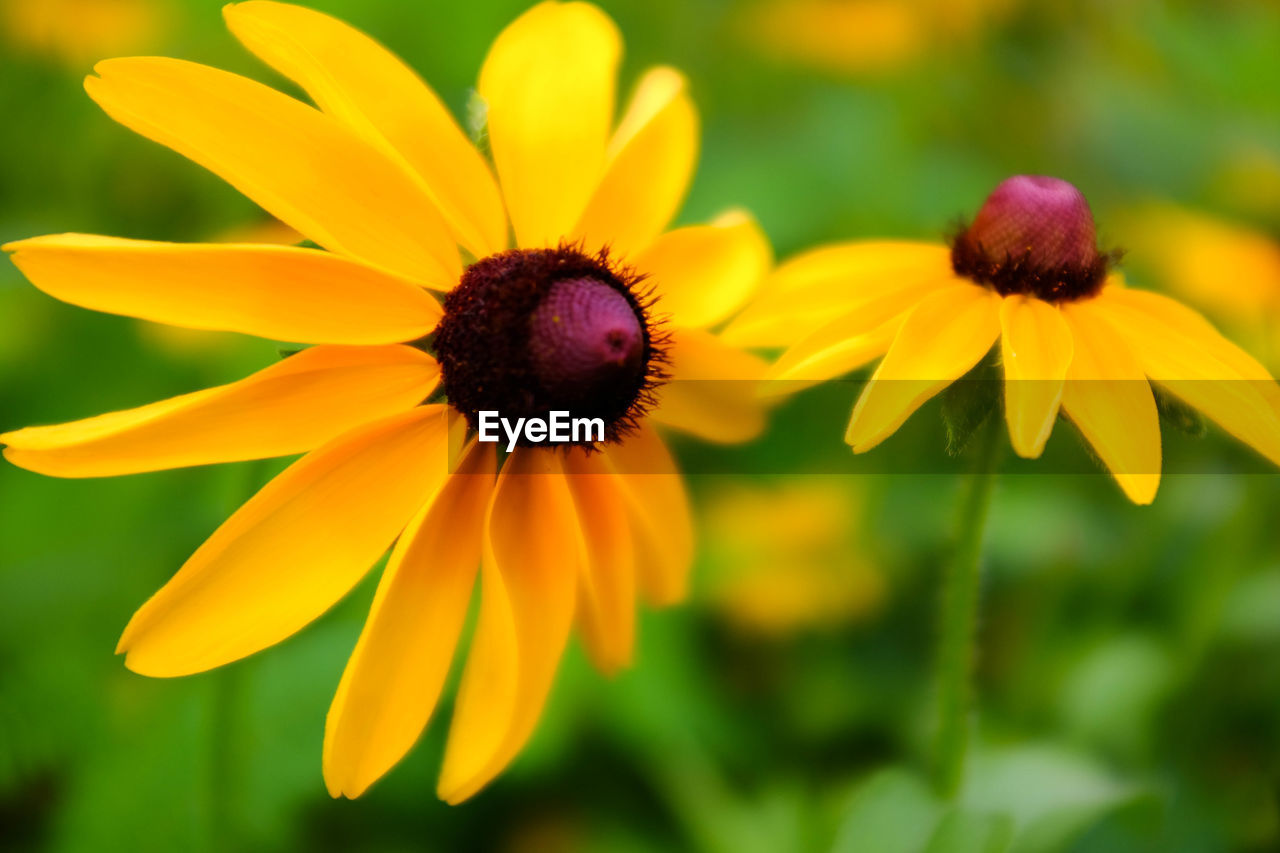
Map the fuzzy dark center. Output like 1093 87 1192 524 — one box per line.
951 175 1120 303
431 245 665 448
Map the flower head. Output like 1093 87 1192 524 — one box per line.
952 175 1114 302
733 174 1280 505
1 0 772 802
434 244 666 446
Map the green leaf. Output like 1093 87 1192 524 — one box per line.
832 768 944 853
924 810 1015 853
963 745 1147 853
941 360 1002 456
1153 385 1207 438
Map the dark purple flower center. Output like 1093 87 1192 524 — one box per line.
529 277 645 400
951 175 1118 302
431 245 664 448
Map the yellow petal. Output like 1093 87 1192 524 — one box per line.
1059 301 1161 504
1119 203 1280 325
999 294 1073 458
3 234 441 343
761 284 928 395
600 423 692 605
1102 285 1276 381
721 241 954 347
117 406 452 676
480 2 620 248
1092 288 1280 466
86 57 459 286
846 284 1001 452
572 66 698 260
634 210 772 329
437 448 579 803
650 327 769 443
563 449 635 675
2 345 437 478
224 1 507 259
323 440 496 799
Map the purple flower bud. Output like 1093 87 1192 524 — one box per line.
952 176 1115 302
529 276 645 399
968 176 1099 270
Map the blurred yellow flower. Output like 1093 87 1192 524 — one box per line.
1118 203 1280 363
702 480 884 637
1211 146 1280 223
2 0 165 66
729 175 1280 505
738 0 1017 76
2 1 772 803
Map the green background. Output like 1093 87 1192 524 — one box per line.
2 0 1280 850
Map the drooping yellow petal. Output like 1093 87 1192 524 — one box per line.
600 423 693 605
117 406 452 676
845 284 1001 452
563 449 636 675
572 66 698 260
479 2 620 248
721 241 955 347
437 448 579 803
85 57 459 286
1101 286 1275 381
1092 288 1280 466
2 344 437 477
649 327 769 443
999 294 1073 458
323 440 496 799
3 235 441 343
634 210 772 329
1059 301 1161 505
761 284 929 395
224 1 507 259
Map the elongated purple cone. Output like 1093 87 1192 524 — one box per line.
952 175 1113 301
968 175 1099 270
529 276 645 399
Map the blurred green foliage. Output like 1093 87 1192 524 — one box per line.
3 0 1280 850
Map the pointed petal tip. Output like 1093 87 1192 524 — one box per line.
1009 437 1047 460
1118 474 1160 506
1006 418 1050 459
119 646 188 678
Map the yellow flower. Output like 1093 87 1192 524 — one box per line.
701 480 884 637
1117 203 1280 362
1 1 772 802
728 175 1280 505
738 0 1017 77
2 0 165 66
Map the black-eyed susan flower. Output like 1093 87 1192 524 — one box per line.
1 1 772 802
2 0 165 66
728 174 1280 505
1118 203 1280 362
738 0 1017 77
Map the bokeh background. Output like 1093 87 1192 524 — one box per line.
3 0 1280 850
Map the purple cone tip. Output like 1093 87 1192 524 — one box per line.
968 175 1099 271
529 277 644 397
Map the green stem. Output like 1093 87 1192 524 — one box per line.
932 418 1001 798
